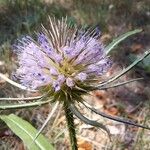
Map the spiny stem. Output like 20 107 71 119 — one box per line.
64 102 78 150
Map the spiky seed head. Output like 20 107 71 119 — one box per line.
13 17 112 102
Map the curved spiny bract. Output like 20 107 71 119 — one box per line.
69 103 111 139
0 98 52 110
97 50 150 88
83 101 150 130
0 95 44 101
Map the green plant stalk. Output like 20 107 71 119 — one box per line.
64 102 78 150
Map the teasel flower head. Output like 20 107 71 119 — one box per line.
12 17 114 144
0 17 148 148
13 17 112 103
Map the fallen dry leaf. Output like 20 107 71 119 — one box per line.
78 138 93 150
94 90 108 105
104 106 119 116
100 34 111 43
130 43 143 53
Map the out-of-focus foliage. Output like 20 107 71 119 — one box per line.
0 0 68 44
129 54 150 73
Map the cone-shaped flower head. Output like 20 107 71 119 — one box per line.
13 17 112 102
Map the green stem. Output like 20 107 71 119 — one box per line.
64 102 78 150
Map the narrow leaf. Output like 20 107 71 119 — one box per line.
0 114 54 150
0 95 43 101
105 29 142 54
0 98 52 109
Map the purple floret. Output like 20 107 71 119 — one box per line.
13 18 112 91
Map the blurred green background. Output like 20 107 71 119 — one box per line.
0 0 149 44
